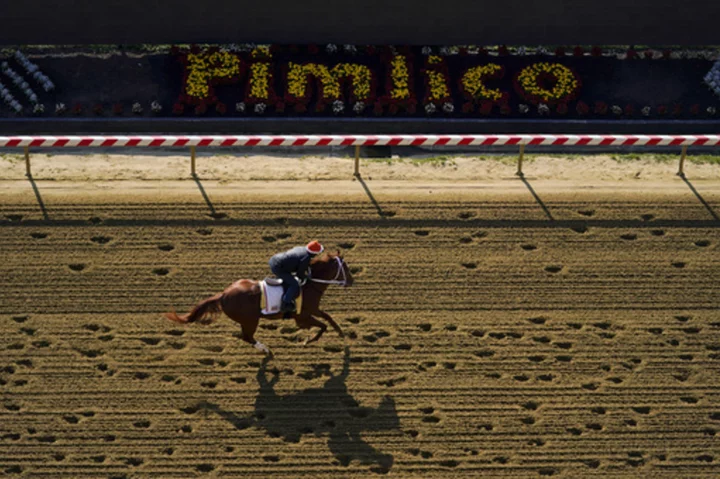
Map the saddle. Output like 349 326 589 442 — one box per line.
260 277 303 315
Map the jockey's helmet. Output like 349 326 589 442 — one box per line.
306 240 324 255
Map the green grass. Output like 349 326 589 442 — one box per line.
611 153 720 165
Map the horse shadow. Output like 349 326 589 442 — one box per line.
200 347 398 473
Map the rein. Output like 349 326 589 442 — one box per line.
308 257 347 286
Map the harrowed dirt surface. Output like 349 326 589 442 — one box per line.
1 154 720 478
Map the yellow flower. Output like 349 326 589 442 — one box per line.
185 50 241 100
516 63 579 102
249 63 271 100
461 64 503 101
251 45 271 59
425 57 450 101
287 63 372 101
390 55 410 99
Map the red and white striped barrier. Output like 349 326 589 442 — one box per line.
3 135 716 177
0 134 719 148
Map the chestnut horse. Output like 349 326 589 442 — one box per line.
165 251 354 355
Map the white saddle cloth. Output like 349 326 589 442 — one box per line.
260 277 302 315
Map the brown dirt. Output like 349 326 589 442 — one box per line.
1 156 720 477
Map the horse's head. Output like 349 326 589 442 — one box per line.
310 250 354 287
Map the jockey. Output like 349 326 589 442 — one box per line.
269 240 324 316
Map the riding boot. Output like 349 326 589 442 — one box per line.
281 300 296 319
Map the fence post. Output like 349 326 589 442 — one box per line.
190 146 196 176
516 144 525 177
24 146 30 177
354 145 360 177
677 145 688 176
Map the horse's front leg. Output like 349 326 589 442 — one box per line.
317 309 344 338
295 315 327 345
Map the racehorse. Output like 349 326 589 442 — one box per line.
165 251 354 355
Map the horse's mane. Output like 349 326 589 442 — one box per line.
310 252 338 266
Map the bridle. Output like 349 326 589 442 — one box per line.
308 257 348 286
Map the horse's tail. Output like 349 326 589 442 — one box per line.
165 293 223 324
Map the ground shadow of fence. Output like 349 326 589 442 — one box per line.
199 346 398 473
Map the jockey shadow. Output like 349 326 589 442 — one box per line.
200 346 398 473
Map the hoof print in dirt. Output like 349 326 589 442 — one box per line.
90 235 112 244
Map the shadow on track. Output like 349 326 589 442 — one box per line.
27 174 49 221
355 174 387 219
518 173 554 221
199 347 398 473
679 173 720 222
192 173 226 219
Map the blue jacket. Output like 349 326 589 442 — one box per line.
269 246 312 280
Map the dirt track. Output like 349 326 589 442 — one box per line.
2 174 720 478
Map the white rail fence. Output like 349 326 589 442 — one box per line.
1 134 718 177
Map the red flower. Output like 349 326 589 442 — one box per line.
556 102 568 115
72 103 83 115
194 104 207 116
478 100 493 116
573 46 584 57
307 44 319 55
93 103 104 115
657 105 667 116
112 103 123 115
591 47 602 57
689 104 700 116
626 49 638 60
172 102 185 115
366 46 376 55
275 102 285 113
462 102 474 113
576 101 590 116
373 102 384 116
555 47 565 57
406 103 417 115
215 102 227 115
294 103 307 113
643 50 654 60
593 101 608 115
498 45 509 56
477 47 488 56
662 49 671 59
458 47 468 56
388 104 399 115
624 104 635 116
672 104 683 116
499 103 511 116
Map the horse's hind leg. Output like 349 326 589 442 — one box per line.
238 320 272 356
296 315 328 345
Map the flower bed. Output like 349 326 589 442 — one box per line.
165 45 717 119
0 45 718 119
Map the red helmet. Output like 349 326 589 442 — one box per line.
306 240 324 255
